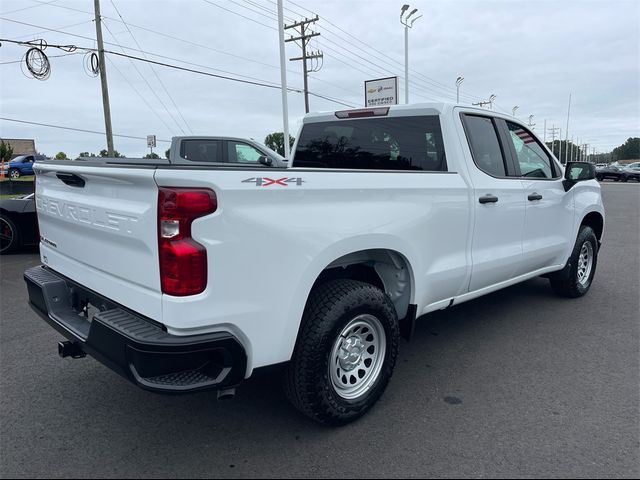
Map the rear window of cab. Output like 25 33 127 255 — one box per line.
294 115 447 171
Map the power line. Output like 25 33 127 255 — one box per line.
105 56 176 135
100 19 187 135
0 117 171 142
104 48 356 107
0 0 60 15
1 27 358 109
0 52 79 65
202 0 276 30
109 0 193 134
265 0 486 102
15 19 95 41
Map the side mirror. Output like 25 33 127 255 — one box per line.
563 162 596 191
258 155 273 167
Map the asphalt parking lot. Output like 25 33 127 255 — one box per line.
1 183 638 479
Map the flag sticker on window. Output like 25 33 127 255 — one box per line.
514 128 535 144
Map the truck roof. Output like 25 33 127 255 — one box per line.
302 102 512 124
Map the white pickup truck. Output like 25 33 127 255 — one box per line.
25 103 604 425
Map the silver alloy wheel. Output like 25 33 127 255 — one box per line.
0 217 14 253
329 314 386 400
577 241 594 287
9 169 20 179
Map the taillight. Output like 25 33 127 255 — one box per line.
158 187 217 296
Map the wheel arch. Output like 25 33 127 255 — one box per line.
581 211 604 243
310 249 415 322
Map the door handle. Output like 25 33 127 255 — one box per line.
56 172 85 188
479 194 499 204
528 193 543 201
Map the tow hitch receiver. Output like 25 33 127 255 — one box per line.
58 341 86 359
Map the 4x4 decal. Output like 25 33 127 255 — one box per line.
242 177 305 187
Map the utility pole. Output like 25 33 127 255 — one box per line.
548 124 560 158
543 119 547 145
285 16 322 114
558 128 563 164
93 0 114 156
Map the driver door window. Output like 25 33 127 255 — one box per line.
505 122 555 179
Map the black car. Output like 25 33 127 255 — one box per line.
622 164 640 182
596 165 635 182
0 193 38 254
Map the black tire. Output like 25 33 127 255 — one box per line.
596 175 603 181
284 279 400 426
9 168 21 179
0 214 20 254
621 176 628 182
549 226 598 298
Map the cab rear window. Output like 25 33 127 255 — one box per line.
294 116 447 171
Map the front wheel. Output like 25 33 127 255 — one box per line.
284 279 400 425
549 226 598 298
9 168 20 179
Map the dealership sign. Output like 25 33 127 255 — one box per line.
364 76 398 107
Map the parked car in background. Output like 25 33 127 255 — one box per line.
0 193 38 254
595 164 634 182
1 154 47 179
622 163 640 181
168 136 288 166
595 163 607 170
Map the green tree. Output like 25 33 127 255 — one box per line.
0 140 13 179
143 152 160 159
264 132 295 157
77 152 97 159
612 137 640 161
99 149 125 158
55 152 68 160
165 148 171 159
0 140 14 163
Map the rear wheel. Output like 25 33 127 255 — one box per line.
549 226 598 298
284 279 400 425
0 215 20 254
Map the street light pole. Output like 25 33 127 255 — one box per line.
276 0 291 161
400 5 421 105
512 106 519 117
404 23 409 104
456 76 464 103
489 94 496 110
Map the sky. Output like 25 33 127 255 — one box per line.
0 0 638 158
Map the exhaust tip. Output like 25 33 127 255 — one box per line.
217 388 236 401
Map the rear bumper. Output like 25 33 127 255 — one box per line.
24 265 247 394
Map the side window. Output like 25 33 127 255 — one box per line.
180 140 220 162
462 115 507 177
506 121 555 179
227 141 263 163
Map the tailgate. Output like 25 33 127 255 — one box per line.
35 162 162 320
